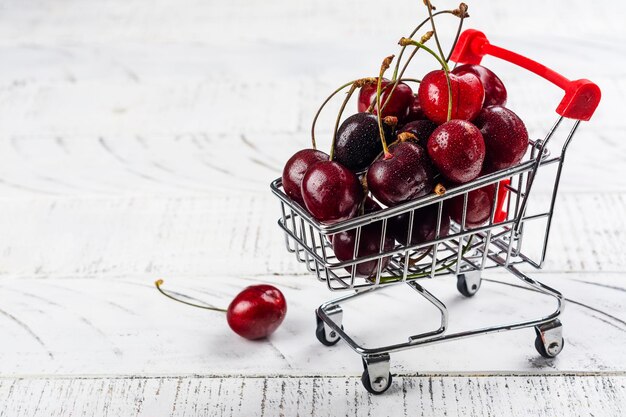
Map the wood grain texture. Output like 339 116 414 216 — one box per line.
1 375 625 417
0 273 624 376
0 0 623 414
0 193 623 278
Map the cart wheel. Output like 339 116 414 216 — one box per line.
361 368 392 395
534 319 564 358
361 354 392 395
534 335 565 358
457 271 481 297
315 319 342 346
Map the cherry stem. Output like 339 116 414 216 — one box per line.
330 82 359 161
367 78 420 113
424 0 446 62
154 279 227 313
446 11 467 62
391 10 454 82
311 80 359 150
400 38 452 121
376 55 394 158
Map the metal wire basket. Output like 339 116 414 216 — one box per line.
270 29 600 394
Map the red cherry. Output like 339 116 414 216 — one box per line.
447 184 496 228
282 149 329 206
427 120 485 184
332 200 395 277
473 105 529 172
367 141 435 207
358 78 414 121
227 285 287 340
417 70 484 124
452 64 507 107
404 94 426 123
301 161 363 224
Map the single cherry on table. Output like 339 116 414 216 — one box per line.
227 285 288 340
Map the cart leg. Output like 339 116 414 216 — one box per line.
534 319 565 358
361 354 392 395
457 270 482 297
315 305 343 346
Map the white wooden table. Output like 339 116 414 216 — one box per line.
0 0 625 415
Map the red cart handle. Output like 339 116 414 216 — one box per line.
450 29 601 121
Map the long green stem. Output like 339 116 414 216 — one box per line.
446 10 467 62
311 80 359 149
391 10 454 82
155 280 227 313
424 0 446 62
330 83 358 161
376 56 394 158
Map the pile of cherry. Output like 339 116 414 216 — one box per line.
282 39 529 279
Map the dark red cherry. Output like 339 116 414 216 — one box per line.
334 113 392 172
301 161 363 224
367 141 435 207
473 105 529 172
282 149 328 206
390 203 450 249
417 70 484 124
448 184 496 228
332 212 395 278
397 119 438 148
227 285 287 340
358 78 414 121
427 120 485 184
404 94 426 122
452 64 507 107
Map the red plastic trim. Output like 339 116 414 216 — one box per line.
450 29 601 121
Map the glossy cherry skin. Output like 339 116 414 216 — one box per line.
282 149 329 206
404 94 426 123
427 120 486 184
226 285 287 340
332 201 395 278
417 70 484 124
473 105 529 172
301 161 363 224
390 203 450 245
334 113 392 172
367 141 434 207
452 64 507 107
447 184 496 228
358 78 414 121
397 120 438 148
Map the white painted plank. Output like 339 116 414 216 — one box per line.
0 273 624 376
0 193 623 278
1 375 625 417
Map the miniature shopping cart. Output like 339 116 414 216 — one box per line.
270 30 601 394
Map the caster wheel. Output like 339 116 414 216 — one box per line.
361 368 392 395
534 334 565 358
457 272 481 297
315 318 341 346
